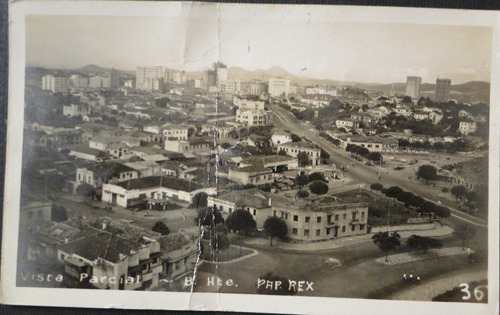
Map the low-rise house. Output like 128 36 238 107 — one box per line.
413 111 429 121
429 111 443 124
159 232 199 281
340 135 398 152
271 133 292 146
277 141 321 166
335 118 357 130
122 160 162 178
48 129 83 149
161 124 190 140
164 138 213 154
207 188 272 228
228 163 274 186
76 162 139 188
101 176 216 208
68 145 111 161
63 104 91 117
452 157 487 191
458 120 477 135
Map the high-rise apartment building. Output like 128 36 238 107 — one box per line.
42 75 70 93
268 78 290 97
405 76 421 99
135 66 166 90
435 78 451 102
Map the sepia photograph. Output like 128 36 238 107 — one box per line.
2 1 499 314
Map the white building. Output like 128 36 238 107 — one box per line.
405 76 421 99
218 79 241 94
162 124 189 140
63 104 91 117
458 120 477 135
42 75 70 93
236 109 269 126
268 78 291 97
101 176 216 208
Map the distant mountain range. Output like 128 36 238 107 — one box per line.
77 64 135 76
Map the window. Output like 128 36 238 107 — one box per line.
335 214 339 221
361 212 365 219
360 225 365 230
342 226 346 233
316 229 321 236
352 212 357 220
284 213 288 220
293 215 298 222
273 210 277 216
327 214 332 222
253 209 256 216
292 228 297 235
326 228 331 235
304 229 310 236
305 216 310 223
317 217 322 223
343 214 347 220
351 225 355 231
229 208 233 214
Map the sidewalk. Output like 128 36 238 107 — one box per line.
244 223 454 251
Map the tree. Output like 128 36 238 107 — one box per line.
221 142 232 149
407 235 443 253
263 216 288 246
211 233 230 251
358 147 370 158
408 196 424 208
417 165 438 184
278 149 287 156
345 144 357 152
191 192 208 208
385 186 403 200
196 206 224 227
370 183 383 191
451 185 467 198
308 172 327 183
396 191 414 206
75 183 95 201
295 173 309 188
367 152 383 163
296 190 309 198
152 221 170 235
398 138 410 147
454 223 475 250
372 231 401 262
188 127 196 137
225 209 257 235
320 149 330 160
228 129 239 139
419 201 437 215
434 205 451 221
291 134 302 142
51 205 68 222
309 180 329 196
297 152 310 167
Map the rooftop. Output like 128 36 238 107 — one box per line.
278 141 318 150
112 176 203 192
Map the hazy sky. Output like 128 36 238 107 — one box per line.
26 13 492 84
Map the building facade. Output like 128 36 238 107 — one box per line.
405 76 421 99
435 78 451 102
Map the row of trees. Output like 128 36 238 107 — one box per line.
345 144 383 163
370 183 451 221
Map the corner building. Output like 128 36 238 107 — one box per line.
271 195 369 242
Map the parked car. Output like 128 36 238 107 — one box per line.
393 166 405 170
365 161 373 166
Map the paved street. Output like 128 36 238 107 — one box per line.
270 105 487 227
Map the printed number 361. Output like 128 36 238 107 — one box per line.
460 283 487 301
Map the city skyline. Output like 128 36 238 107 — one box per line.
26 11 492 85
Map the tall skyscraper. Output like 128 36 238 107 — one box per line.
135 66 166 90
405 76 421 99
435 78 451 102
